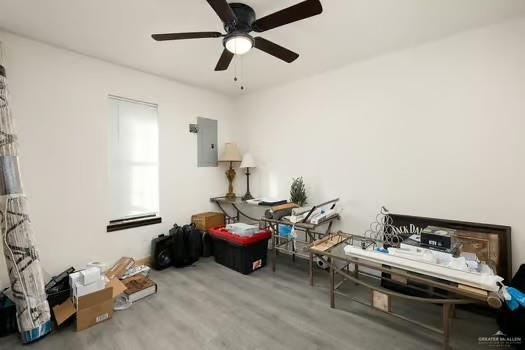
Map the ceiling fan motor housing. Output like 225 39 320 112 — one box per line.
226 3 256 33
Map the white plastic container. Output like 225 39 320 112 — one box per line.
226 223 260 237
80 267 101 285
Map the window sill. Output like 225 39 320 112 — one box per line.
107 216 162 232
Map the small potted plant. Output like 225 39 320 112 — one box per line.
290 177 307 207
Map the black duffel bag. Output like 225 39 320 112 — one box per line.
201 230 213 257
170 223 202 267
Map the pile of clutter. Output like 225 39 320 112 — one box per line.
44 257 157 333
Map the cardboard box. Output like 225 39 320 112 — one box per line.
105 257 135 280
52 278 127 332
52 298 76 326
191 212 225 231
76 286 113 331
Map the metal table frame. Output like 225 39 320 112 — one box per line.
309 233 501 350
210 196 260 224
261 214 340 279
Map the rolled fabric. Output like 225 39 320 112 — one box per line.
0 47 52 343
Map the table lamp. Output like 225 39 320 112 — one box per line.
219 142 242 200
240 153 256 201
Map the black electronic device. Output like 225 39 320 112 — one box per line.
420 226 455 250
46 266 75 308
151 234 175 270
0 290 17 338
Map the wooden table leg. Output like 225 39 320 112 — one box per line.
309 252 314 287
443 303 452 350
330 257 335 308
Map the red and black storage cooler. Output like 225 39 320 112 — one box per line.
209 226 271 274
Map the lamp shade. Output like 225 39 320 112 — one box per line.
219 142 242 162
240 153 256 168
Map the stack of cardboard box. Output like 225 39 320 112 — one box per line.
53 257 133 331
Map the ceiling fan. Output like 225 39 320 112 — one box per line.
151 0 323 71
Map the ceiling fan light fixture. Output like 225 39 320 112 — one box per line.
224 33 253 55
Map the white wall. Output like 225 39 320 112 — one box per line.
0 31 235 287
236 18 525 274
1 17 524 289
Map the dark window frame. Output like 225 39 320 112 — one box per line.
107 213 162 232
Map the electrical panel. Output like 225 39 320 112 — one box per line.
197 117 218 167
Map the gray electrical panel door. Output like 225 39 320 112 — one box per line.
197 117 218 167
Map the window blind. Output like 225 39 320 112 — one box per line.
109 96 159 221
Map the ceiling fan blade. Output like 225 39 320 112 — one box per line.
151 32 222 41
215 49 234 71
206 0 237 24
254 37 299 63
254 0 323 32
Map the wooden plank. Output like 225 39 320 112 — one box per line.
457 284 488 297
310 233 349 253
391 268 408 285
135 256 152 267
372 290 391 312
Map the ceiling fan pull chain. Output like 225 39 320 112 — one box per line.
240 55 245 91
233 55 238 82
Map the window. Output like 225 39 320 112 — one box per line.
107 95 161 231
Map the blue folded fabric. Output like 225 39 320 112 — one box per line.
506 287 525 311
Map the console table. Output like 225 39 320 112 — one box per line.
210 196 263 223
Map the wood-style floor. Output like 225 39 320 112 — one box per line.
2 256 496 349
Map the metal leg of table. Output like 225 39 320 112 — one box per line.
272 234 277 273
326 221 333 234
330 257 335 308
275 225 280 257
354 263 359 285
309 252 314 287
443 303 452 350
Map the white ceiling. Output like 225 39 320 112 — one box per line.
1 0 525 96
